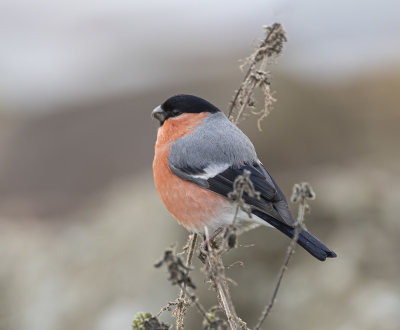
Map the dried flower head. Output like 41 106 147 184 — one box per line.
155 248 196 289
228 23 287 130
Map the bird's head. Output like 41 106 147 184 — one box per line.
152 94 220 126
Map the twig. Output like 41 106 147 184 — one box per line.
254 226 300 330
181 234 198 293
227 66 254 119
204 227 248 330
175 233 198 330
254 183 315 330
155 237 198 328
157 274 213 328
178 283 212 325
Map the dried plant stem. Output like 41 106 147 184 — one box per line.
177 283 212 325
227 23 286 128
254 225 301 330
233 82 256 125
204 227 241 330
175 233 198 330
180 233 198 299
227 25 280 119
228 65 254 119
216 277 237 329
254 183 314 330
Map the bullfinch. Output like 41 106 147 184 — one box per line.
152 94 336 261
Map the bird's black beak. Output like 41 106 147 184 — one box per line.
152 105 167 124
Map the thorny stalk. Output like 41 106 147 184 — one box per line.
254 183 315 330
227 23 287 130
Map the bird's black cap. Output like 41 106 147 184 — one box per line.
161 94 220 115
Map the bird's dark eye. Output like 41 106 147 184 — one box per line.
171 109 181 117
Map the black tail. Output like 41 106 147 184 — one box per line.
253 210 337 261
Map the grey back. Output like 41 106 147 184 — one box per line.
169 112 258 169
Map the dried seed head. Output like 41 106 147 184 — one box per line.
228 23 287 129
291 182 316 204
228 170 261 217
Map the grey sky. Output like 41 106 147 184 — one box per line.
0 0 399 111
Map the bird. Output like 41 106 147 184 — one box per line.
152 94 337 261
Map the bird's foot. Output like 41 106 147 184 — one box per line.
198 227 223 264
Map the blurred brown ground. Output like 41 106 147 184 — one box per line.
0 64 399 330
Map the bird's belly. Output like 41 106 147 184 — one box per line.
156 173 229 231
153 148 228 232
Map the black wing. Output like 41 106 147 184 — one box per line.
169 161 296 226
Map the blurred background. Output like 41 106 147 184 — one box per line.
1 0 400 329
